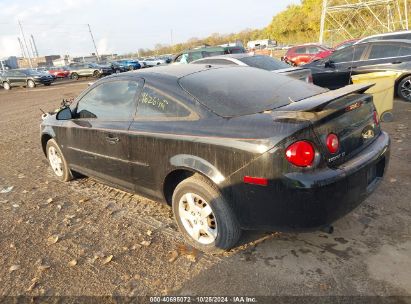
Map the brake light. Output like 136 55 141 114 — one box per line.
326 133 339 154
373 111 379 126
306 75 313 83
285 141 315 167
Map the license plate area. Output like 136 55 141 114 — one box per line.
366 157 386 192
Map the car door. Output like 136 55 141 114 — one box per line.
128 82 199 200
59 78 144 190
355 43 406 72
8 71 26 87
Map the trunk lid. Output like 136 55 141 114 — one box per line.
280 84 380 166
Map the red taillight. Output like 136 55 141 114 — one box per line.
285 141 315 167
326 133 339 154
306 75 313 83
373 111 379 126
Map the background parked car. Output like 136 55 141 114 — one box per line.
68 63 112 80
48 66 70 78
356 30 411 44
143 58 166 67
173 46 228 64
283 44 333 66
304 39 411 101
116 59 141 70
191 54 313 83
1 69 54 90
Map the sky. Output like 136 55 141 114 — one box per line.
0 0 299 58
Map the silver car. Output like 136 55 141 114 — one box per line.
191 53 313 83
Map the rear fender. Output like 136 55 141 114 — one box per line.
169 154 225 185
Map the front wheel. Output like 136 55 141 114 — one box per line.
3 82 11 90
27 79 36 88
71 73 79 80
46 139 73 182
93 70 100 78
397 76 411 102
172 174 241 253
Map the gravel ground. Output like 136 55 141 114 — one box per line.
0 81 410 298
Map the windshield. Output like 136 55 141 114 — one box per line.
238 55 290 71
179 67 327 117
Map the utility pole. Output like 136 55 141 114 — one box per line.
88 24 100 61
18 20 33 68
31 34 39 57
319 0 327 43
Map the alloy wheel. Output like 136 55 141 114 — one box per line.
48 146 64 177
178 192 217 245
401 79 411 100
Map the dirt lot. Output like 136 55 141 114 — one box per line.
0 80 410 298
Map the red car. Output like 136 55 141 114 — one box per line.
283 44 333 66
48 66 70 78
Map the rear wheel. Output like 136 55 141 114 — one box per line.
172 174 241 253
71 73 79 80
46 139 73 182
3 82 11 90
128 66 134 71
27 79 36 88
93 70 100 78
397 76 411 102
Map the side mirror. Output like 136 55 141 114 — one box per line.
56 107 72 120
325 60 335 68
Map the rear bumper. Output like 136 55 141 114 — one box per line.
235 131 390 230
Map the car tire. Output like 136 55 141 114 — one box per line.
46 139 73 182
129 66 134 71
93 70 100 78
71 73 79 80
115 69 120 74
27 79 36 88
3 82 11 90
397 76 411 102
44 83 51 86
172 174 241 253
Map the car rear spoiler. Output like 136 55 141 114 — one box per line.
281 84 374 112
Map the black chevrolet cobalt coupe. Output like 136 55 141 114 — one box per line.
40 65 390 252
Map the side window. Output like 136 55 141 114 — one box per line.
330 45 366 63
294 47 306 54
188 52 204 62
137 85 193 120
399 46 411 56
76 80 142 120
199 59 235 65
307 47 319 54
369 44 401 59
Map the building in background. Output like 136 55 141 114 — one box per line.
247 39 277 49
0 56 19 70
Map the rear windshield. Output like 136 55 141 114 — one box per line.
179 67 327 117
238 55 290 71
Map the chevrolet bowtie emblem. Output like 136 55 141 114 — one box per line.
362 128 375 140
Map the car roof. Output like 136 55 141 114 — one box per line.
192 53 255 61
355 39 411 46
109 64 222 80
